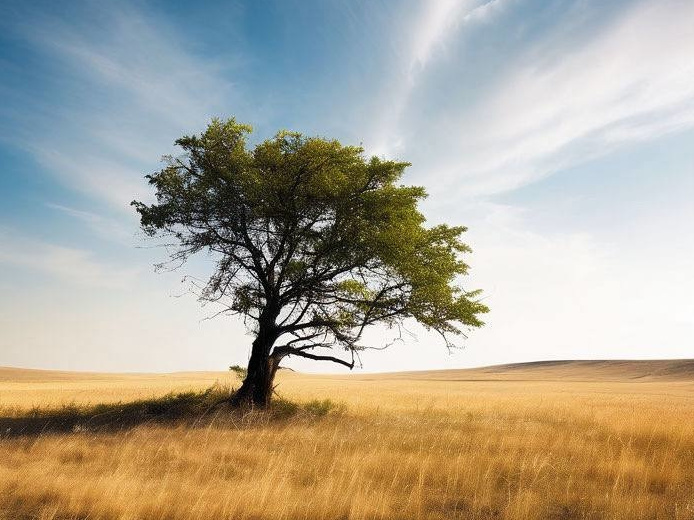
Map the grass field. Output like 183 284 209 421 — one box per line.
1 360 693 519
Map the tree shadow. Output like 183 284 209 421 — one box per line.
0 386 233 438
0 386 341 438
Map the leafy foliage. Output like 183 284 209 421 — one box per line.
229 365 248 380
133 118 488 371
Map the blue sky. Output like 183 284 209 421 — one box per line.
0 0 692 372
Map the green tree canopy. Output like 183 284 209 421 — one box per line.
133 118 488 406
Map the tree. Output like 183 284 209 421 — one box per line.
132 118 488 407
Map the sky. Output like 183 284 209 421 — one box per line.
0 0 692 373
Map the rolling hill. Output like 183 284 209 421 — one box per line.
2 358 693 383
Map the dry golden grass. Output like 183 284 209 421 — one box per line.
1 361 693 519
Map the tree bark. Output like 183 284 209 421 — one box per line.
230 307 280 408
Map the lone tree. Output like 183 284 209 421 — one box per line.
133 118 488 407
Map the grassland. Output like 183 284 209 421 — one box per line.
0 360 693 519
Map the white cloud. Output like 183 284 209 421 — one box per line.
367 0 511 157
36 7 232 129
1 0 692 373
326 198 692 372
0 229 140 289
408 0 468 74
8 2 236 211
458 202 694 364
33 149 150 211
420 0 694 197
45 203 136 245
409 0 511 75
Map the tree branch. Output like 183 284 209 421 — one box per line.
274 346 354 369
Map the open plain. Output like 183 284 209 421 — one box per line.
1 360 693 519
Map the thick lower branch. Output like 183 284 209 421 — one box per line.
273 345 354 369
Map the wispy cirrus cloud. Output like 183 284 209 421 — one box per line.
357 0 694 367
446 0 694 196
45 203 135 245
1 0 692 372
0 228 140 289
372 0 694 199
5 2 238 211
409 0 510 74
368 0 512 157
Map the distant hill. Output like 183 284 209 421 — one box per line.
370 359 694 382
0 367 228 383
1 359 693 383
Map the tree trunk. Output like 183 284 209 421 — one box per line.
230 347 279 408
230 309 280 408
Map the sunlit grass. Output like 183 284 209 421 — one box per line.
0 366 693 519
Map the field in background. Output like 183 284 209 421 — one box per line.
1 360 693 519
